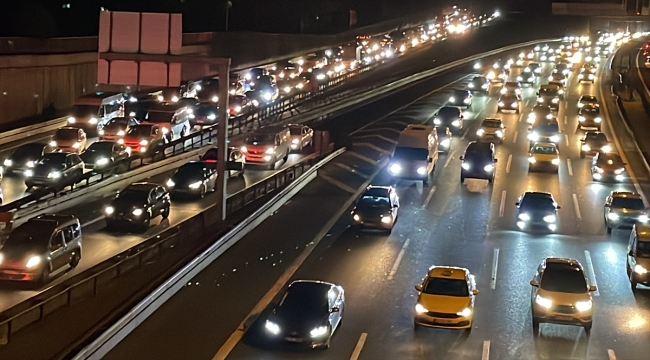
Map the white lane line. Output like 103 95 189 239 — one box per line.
564 115 568 124
564 134 569 147
319 173 357 194
572 193 582 220
335 162 371 180
423 186 437 209
350 333 368 360
443 153 454 169
388 238 410 280
354 142 392 154
353 133 398 144
499 190 507 217
348 151 379 165
491 249 499 290
506 154 512 173
482 340 491 360
584 250 600 296
567 158 573 176
513 131 518 144
82 215 104 228
608 349 617 360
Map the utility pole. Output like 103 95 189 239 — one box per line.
215 62 230 223
225 0 232 31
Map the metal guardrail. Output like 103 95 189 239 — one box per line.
0 153 322 347
0 117 67 146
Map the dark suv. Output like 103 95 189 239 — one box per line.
460 142 497 183
433 107 464 135
104 182 171 232
515 191 560 232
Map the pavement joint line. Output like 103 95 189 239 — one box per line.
564 134 569 147
572 193 582 221
499 190 506 217
349 332 368 360
82 215 105 228
334 162 371 180
506 154 512 173
422 185 437 209
564 115 568 124
388 238 410 280
608 349 617 360
567 158 573 176
319 172 358 194
513 130 518 144
353 134 398 144
584 250 600 296
354 142 393 155
482 340 490 360
212 159 386 360
348 151 379 165
490 248 499 290
356 127 402 135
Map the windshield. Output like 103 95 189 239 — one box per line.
118 189 149 202
105 118 129 128
248 134 275 144
279 286 328 313
358 195 390 208
54 129 78 140
393 146 428 161
533 145 557 154
540 266 587 293
581 96 597 102
501 95 518 102
438 107 459 118
586 133 607 143
540 89 558 96
72 105 98 117
533 124 559 133
125 126 153 137
146 111 173 123
611 197 645 209
482 120 501 128
423 278 469 297
452 91 469 97
637 242 650 258
289 127 302 135
175 163 205 178
194 106 216 116
4 221 56 252
38 154 67 166
520 195 556 211
85 142 114 154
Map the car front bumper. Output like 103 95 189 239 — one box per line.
414 312 472 329
533 305 592 326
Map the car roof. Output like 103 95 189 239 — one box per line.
124 182 158 192
363 185 391 197
522 191 553 199
288 280 336 291
543 257 583 269
610 191 642 199
427 266 469 280
635 225 650 242
532 142 556 148
31 214 78 226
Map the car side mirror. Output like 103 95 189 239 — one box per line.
589 285 597 292
472 289 479 295
515 202 520 206
629 250 635 257
428 158 433 163
331 306 340 313
556 205 562 209
393 204 399 208
494 158 498 163
459 155 464 161
530 279 539 287
528 127 532 132
414 284 423 292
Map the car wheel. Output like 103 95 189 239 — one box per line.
631 272 638 291
269 161 276 170
283 153 289 162
141 215 151 231
162 206 170 220
532 317 540 332
39 266 50 284
199 185 206 199
606 226 612 235
583 322 592 334
69 251 81 268
414 320 419 331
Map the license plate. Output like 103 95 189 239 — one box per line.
433 318 454 324
554 316 573 322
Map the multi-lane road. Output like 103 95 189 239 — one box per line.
95 46 650 360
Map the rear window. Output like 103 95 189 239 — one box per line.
54 129 79 140
532 145 557 154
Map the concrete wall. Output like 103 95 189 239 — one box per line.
552 2 627 16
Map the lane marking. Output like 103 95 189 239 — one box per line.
506 154 512 173
491 248 499 290
584 250 600 296
354 142 393 154
350 333 368 360
572 193 582 220
423 186 437 209
608 349 617 360
443 152 454 169
499 190 507 217
564 134 569 147
567 158 573 176
513 130 518 144
353 133 398 144
388 238 410 280
564 115 568 124
482 340 491 360
319 173 358 194
348 151 379 165
334 162 371 179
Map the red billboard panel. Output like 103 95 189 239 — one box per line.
111 12 141 53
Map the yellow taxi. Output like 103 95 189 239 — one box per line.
475 118 506 143
414 266 478 331
528 142 560 173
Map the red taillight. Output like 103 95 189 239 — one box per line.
205 159 216 163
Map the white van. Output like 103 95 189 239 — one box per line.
68 92 124 135
387 124 438 184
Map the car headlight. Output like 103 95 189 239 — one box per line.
578 115 585 122
49 140 57 147
67 116 76 123
433 118 441 125
310 325 328 338
415 303 427 313
352 213 360 222
139 140 149 146
476 129 485 136
517 76 523 81
72 142 81 149
463 98 471 104
265 147 275 155
535 295 553 309
0 253 3 265
188 181 202 189
132 208 144 216
551 98 559 103
537 97 544 103
96 158 110 166
3 159 11 167
292 139 299 144
25 255 41 269
389 163 402 174
528 157 537 163
468 83 475 88
578 74 584 79
157 95 164 102
456 307 472 317
495 130 503 138
166 179 175 188
263 92 273 101
500 88 507 94
607 212 619 221
519 213 531 221
635 264 648 274
47 171 61 179
551 158 560 165
212 96 219 103
417 166 427 175
440 138 450 148
265 320 280 335
614 168 625 175
24 169 33 177
451 120 460 127
114 130 125 137
171 96 179 102
207 114 217 121
449 97 455 103
528 113 536 121
582 144 591 151
639 214 649 223
98 130 105 136
89 117 98 125
595 166 604 173
511 102 518 107
105 206 115 215
161 127 169 134
594 117 602 123
575 300 592 312
461 163 470 170
381 215 393 224
498 101 505 107
528 132 539 141
284 86 291 93
483 164 494 172
544 214 557 223
550 135 560 143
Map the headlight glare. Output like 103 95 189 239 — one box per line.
535 295 553 309
132 208 144 216
389 163 402 174
543 215 557 223
25 255 41 268
265 320 280 335
415 303 427 313
518 213 530 221
456 307 472 317
310 326 328 337
188 181 202 189
575 300 592 312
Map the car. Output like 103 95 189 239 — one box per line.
580 131 611 158
537 85 561 110
436 126 452 152
591 151 626 181
104 182 171 232
582 62 597 73
200 147 245 176
120 124 167 155
497 93 521 113
486 68 508 83
448 90 472 108
145 104 192 141
530 258 596 333
166 161 217 198
24 152 84 189
553 63 570 75
98 117 139 141
50 127 87 154
3 142 48 174
468 76 489 93
188 103 218 127
604 191 649 234
548 80 567 96
264 280 344 348
433 107 464 135
240 126 291 169
517 70 535 84
0 214 82 283
528 142 560 173
516 191 560 231
460 142 496 183
80 141 130 170
577 70 595 83
476 118 506 143
526 62 542 74
350 185 399 232
414 266 478 331
549 72 567 85
286 124 314 151
578 95 599 109
527 105 553 125
528 121 561 147
500 81 522 95
227 95 253 117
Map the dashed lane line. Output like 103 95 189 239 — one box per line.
350 333 368 360
584 250 600 297
319 172 358 194
388 238 410 280
353 142 393 155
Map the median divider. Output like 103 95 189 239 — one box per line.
0 117 67 148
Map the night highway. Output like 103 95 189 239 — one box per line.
94 38 650 360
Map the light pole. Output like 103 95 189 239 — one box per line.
225 0 232 31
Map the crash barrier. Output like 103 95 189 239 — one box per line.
71 148 344 360
0 117 67 147
0 150 334 348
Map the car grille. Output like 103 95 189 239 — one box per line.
426 311 459 318
554 305 577 314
